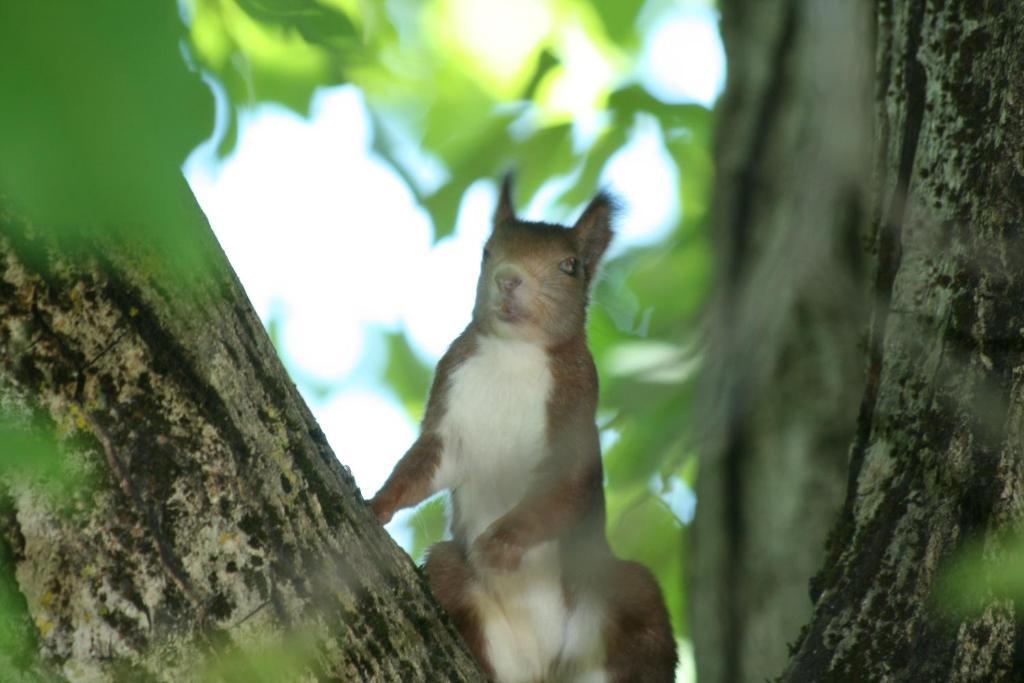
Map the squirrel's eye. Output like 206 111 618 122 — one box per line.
483 248 491 261
559 257 578 276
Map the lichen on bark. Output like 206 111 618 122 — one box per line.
0 195 483 681
783 1 1024 680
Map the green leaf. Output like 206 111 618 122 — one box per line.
606 492 687 636
418 109 520 240
516 124 577 203
665 128 715 225
608 85 712 132
521 49 560 101
383 330 432 419
617 238 713 336
592 0 646 46
602 381 695 488
190 0 359 122
405 495 449 564
553 125 630 210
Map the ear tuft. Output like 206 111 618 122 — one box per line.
494 172 517 226
573 191 618 275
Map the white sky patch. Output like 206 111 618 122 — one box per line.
186 86 434 381
676 639 697 683
601 113 680 252
537 20 618 122
373 112 450 196
640 7 726 107
401 180 494 360
598 425 621 454
651 473 697 525
316 390 417 499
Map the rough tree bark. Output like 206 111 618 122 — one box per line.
783 1 1024 680
693 1 873 681
0 187 484 681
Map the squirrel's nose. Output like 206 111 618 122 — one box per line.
494 267 522 294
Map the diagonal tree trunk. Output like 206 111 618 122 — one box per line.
0 186 483 681
693 1 873 680
784 1 1024 679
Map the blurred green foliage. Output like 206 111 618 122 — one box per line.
1 0 715 665
0 416 90 680
938 531 1024 616
0 1 214 271
0 422 93 509
383 330 433 418
198 628 322 683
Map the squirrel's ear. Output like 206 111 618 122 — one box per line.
494 172 517 227
573 191 617 274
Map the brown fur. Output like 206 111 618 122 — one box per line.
603 561 678 682
424 541 493 678
369 330 477 522
369 174 677 681
369 433 442 523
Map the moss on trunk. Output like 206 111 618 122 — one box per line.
784 1 1024 680
0 189 483 681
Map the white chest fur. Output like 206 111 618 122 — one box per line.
433 334 553 542
432 335 606 682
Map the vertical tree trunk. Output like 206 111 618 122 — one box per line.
693 2 873 681
784 1 1024 679
0 189 484 681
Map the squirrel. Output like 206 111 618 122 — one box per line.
369 175 677 683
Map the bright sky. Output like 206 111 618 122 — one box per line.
183 6 724 549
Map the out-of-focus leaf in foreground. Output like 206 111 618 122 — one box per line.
198 627 320 683
0 414 89 680
0 2 213 274
0 493 52 682
0 418 89 502
938 531 1024 615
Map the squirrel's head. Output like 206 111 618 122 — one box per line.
473 174 615 345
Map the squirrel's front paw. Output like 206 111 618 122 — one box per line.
369 494 396 524
472 525 525 571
